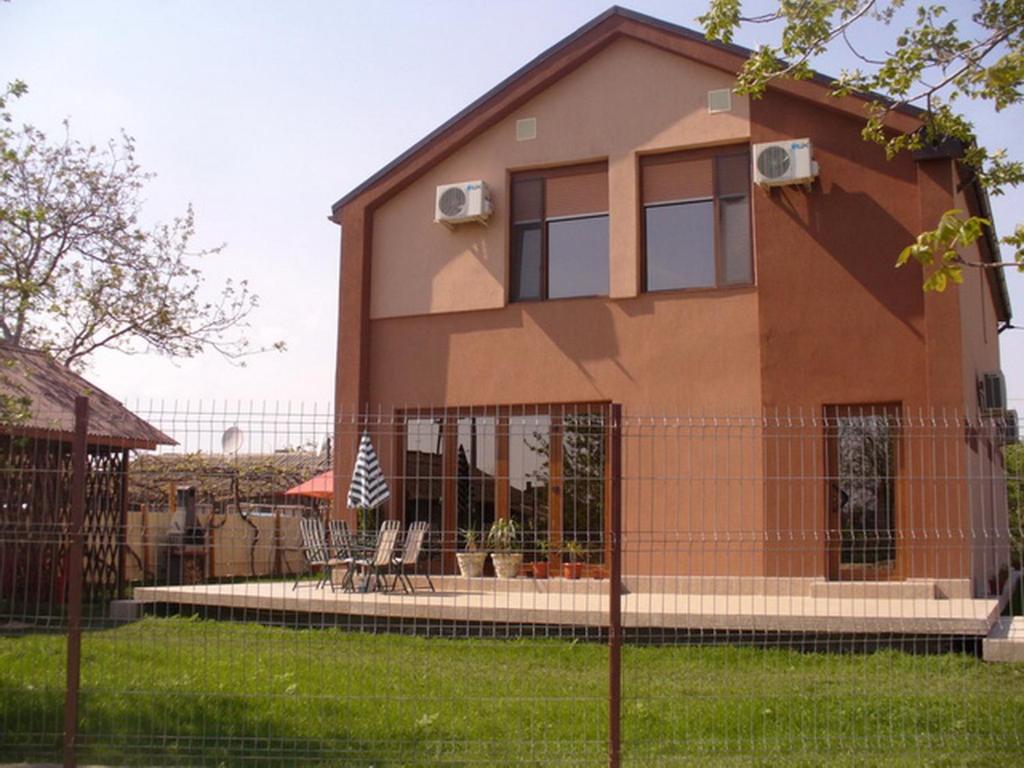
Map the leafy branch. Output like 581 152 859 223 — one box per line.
0 80 285 369
700 1 1024 287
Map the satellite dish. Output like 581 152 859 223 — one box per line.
221 426 244 455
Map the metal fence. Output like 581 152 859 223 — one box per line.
1 400 1021 766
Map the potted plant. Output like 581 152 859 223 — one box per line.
487 518 521 579
456 527 487 578
532 539 551 579
562 540 585 580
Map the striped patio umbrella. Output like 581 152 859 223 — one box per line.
346 432 391 511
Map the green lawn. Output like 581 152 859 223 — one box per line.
1 617 1022 766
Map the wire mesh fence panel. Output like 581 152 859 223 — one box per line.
618 410 1024 766
1 401 1022 766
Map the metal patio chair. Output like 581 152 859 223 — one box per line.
349 519 402 592
389 520 435 594
294 517 332 590
328 519 358 591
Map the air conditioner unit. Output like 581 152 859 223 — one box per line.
434 181 493 228
1001 410 1020 446
752 138 819 187
978 371 1007 412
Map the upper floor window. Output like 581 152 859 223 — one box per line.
641 147 752 292
510 162 609 302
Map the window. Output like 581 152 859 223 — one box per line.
642 147 752 292
397 405 610 574
510 163 609 302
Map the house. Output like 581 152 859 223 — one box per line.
0 345 174 603
328 8 1013 595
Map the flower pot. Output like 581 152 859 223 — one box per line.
532 561 549 579
562 562 584 580
456 551 487 578
491 552 522 579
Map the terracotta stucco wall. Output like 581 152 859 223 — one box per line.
369 37 750 319
748 93 1009 585
953 186 1010 591
366 290 766 577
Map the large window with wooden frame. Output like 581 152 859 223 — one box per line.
510 163 609 302
641 146 752 292
396 406 611 575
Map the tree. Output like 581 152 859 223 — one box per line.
1007 442 1023 568
701 1 1024 292
0 80 282 370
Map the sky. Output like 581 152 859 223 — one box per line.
2 0 1022 413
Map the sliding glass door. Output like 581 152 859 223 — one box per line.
397 405 610 574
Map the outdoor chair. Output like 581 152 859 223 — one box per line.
294 518 332 590
389 520 435 593
328 519 358 591
350 519 402 592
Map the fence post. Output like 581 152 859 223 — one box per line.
63 395 89 768
117 448 128 598
608 404 622 768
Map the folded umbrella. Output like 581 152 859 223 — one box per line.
347 432 391 510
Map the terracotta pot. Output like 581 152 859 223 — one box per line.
562 562 584 580
456 551 487 578
583 564 608 580
532 561 549 579
491 552 522 579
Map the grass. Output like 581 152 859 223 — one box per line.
0 617 1022 766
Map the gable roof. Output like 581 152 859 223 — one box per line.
0 345 175 450
329 5 923 218
329 5 1011 323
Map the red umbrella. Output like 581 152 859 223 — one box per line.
285 469 334 500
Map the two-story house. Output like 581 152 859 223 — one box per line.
328 7 1012 596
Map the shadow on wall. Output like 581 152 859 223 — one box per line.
523 299 633 390
769 180 923 341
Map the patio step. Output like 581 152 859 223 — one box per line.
808 579 971 601
983 617 1024 662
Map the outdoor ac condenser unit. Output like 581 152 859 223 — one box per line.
752 138 819 187
1001 409 1020 446
434 181 493 228
978 371 1007 412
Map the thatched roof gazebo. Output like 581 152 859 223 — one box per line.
0 345 173 606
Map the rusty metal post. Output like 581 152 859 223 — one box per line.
608 404 622 768
116 448 129 598
63 396 89 768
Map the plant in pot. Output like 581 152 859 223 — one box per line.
562 540 585 580
531 539 551 579
487 518 521 579
456 527 487 578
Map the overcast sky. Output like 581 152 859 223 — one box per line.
2 0 1021 413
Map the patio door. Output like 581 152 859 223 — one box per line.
397 405 611 575
824 404 901 581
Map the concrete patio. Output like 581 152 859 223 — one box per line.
131 573 1016 637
